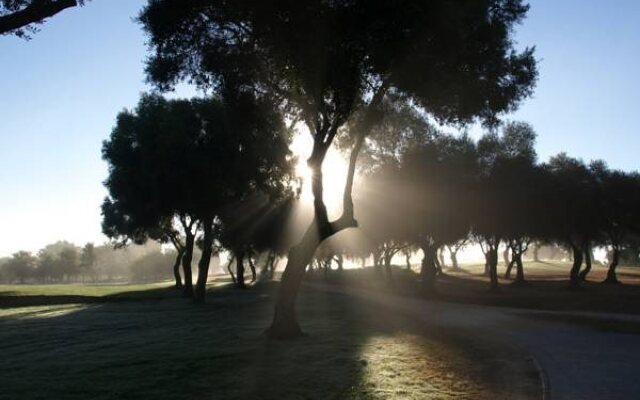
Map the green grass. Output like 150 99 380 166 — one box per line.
0 282 171 297
0 282 540 399
315 261 640 315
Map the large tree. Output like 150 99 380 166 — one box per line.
543 154 599 288
488 122 541 285
103 92 293 302
398 135 478 293
140 0 537 338
594 168 640 283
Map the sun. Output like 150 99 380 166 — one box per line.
291 131 349 214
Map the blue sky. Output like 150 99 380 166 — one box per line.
0 0 639 256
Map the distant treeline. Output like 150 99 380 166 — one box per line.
0 241 219 284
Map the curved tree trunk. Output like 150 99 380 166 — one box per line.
248 256 257 282
266 224 323 338
173 249 184 288
0 0 79 35
194 218 214 303
604 247 620 284
450 250 460 270
438 248 446 269
434 253 442 275
181 232 195 298
569 244 583 288
266 86 384 339
514 252 526 284
579 240 593 281
504 259 516 279
226 255 236 284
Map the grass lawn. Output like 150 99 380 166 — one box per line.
315 261 640 315
0 281 540 399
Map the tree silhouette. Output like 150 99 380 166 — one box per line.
79 243 97 282
103 92 293 302
488 122 540 285
0 0 85 36
3 251 36 283
390 135 477 293
140 0 537 338
593 168 640 283
544 154 598 288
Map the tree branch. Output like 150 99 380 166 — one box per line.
0 0 78 35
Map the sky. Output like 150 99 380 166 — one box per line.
0 1 639 256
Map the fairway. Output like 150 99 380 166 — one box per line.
0 282 540 400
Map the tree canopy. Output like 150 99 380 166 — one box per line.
139 0 537 337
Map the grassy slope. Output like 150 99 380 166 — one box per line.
316 261 640 315
0 282 540 400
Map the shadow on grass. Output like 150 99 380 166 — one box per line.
0 280 539 400
311 264 640 315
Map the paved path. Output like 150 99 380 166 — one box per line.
309 283 640 400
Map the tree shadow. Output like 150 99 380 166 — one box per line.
0 281 538 399
0 286 181 308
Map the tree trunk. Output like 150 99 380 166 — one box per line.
226 255 236 284
405 252 412 270
503 248 510 268
420 244 438 294
483 259 490 276
488 247 499 291
194 218 214 303
383 254 394 286
0 0 79 35
373 249 382 272
181 232 195 298
434 253 442 275
604 247 620 284
172 249 183 288
579 242 592 281
514 252 526 284
266 225 321 338
569 244 583 288
504 259 516 279
266 101 369 338
248 256 257 282
236 250 246 289
450 250 459 270
269 252 277 279
438 248 446 268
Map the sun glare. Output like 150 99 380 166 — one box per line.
291 131 349 215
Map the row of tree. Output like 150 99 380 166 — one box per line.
0 241 194 284
101 93 297 303
341 118 640 292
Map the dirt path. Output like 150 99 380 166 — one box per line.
309 283 640 400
